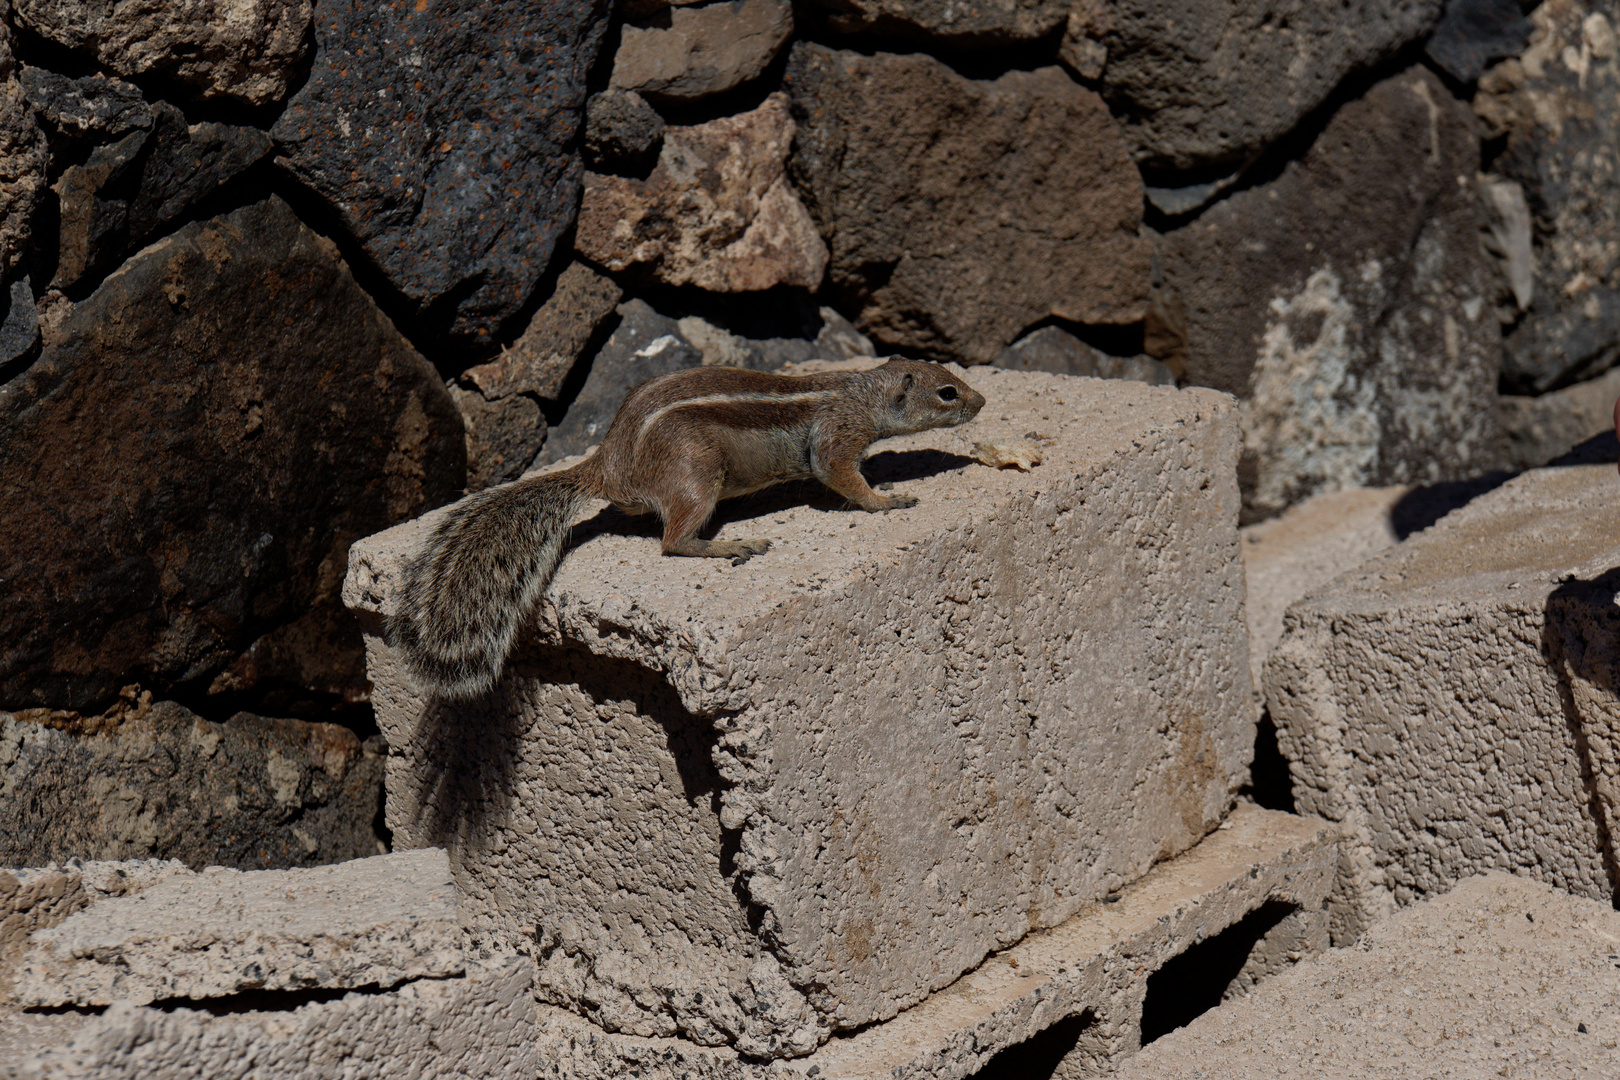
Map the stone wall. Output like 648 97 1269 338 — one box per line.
2 0 1618 857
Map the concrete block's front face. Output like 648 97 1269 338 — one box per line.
1267 459 1620 942
347 369 1254 1056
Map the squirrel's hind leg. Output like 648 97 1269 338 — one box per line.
655 462 772 565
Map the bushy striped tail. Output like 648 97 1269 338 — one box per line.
388 470 593 699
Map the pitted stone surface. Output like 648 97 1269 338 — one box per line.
1267 453 1620 943
528 807 1336 1080
272 0 609 341
1115 872 1620 1079
15 849 461 1007
348 368 1254 1056
1161 66 1503 520
12 0 310 105
3 955 533 1080
1240 486 1408 693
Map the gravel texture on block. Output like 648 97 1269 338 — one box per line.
3 956 533 1080
1267 453 1620 943
529 807 1336 1080
14 849 460 1007
347 367 1254 1056
1115 871 1620 1079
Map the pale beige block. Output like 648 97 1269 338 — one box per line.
1267 459 1620 942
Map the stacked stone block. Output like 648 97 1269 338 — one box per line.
1267 447 1620 941
345 370 1261 1060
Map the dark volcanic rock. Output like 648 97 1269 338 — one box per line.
0 275 36 369
536 299 702 464
994 325 1175 385
611 0 793 104
1475 1 1620 393
0 196 465 712
448 384 547 491
461 260 625 403
13 0 311 105
800 0 1067 47
1160 67 1502 520
583 89 665 173
0 696 386 870
0 16 46 279
1066 0 1445 171
1427 0 1535 82
52 103 272 289
273 0 612 344
18 68 151 144
787 44 1150 365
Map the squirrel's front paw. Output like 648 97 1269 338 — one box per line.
725 538 772 565
873 494 919 512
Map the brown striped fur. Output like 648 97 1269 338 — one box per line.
389 359 984 698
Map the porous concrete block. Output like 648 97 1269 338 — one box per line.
531 806 1337 1080
1267 453 1620 942
346 368 1255 1057
1115 871 1620 1078
1240 486 1408 694
14 849 461 1007
3 955 534 1080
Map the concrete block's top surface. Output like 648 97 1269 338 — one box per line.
1116 871 1620 1078
1295 461 1619 616
347 366 1238 716
15 849 461 1006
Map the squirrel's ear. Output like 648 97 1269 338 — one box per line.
901 372 915 392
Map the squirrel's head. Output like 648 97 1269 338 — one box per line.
874 359 986 436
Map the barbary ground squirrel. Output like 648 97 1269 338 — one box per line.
390 359 986 698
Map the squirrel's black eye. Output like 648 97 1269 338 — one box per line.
894 393 907 408
938 385 958 402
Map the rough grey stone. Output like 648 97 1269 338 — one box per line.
51 103 272 290
17 68 150 144
272 0 611 343
0 697 386 871
0 196 465 712
675 307 877 370
448 383 547 491
612 0 792 103
0 13 46 280
583 89 665 173
0 275 36 369
994 325 1176 385
534 298 703 464
1116 873 1620 1078
787 44 1150 365
1267 455 1620 943
800 0 1067 48
15 849 458 1007
576 93 828 293
1160 67 1503 520
347 369 1253 1054
1476 1 1620 393
12 0 310 105
1427 0 1536 82
1498 364 1620 471
523 807 1336 1079
1068 0 1445 171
